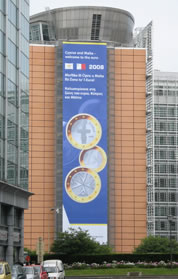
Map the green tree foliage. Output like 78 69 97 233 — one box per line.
50 228 113 255
24 247 36 256
133 235 178 254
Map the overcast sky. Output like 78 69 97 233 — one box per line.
30 0 178 72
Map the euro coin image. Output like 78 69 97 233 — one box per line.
79 146 107 172
65 167 101 203
66 113 102 150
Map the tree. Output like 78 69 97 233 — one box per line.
50 228 112 255
133 235 178 254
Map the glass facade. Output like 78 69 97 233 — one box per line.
0 0 29 188
30 7 134 45
154 71 178 239
0 0 29 265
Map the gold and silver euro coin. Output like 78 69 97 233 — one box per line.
65 167 101 203
66 113 102 150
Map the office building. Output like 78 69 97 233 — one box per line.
25 6 147 253
0 0 31 265
151 70 178 239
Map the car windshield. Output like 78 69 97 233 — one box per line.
24 267 33 274
0 265 4 275
43 267 57 273
12 267 18 275
12 266 23 275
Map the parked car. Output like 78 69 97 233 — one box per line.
41 260 65 279
22 266 39 279
0 262 11 279
32 266 47 279
11 265 26 279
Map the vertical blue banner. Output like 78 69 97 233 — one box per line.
62 42 107 243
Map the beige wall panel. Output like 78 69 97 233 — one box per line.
120 98 134 105
133 81 146 87
116 61 134 68
118 128 134 135
30 52 45 59
32 59 45 66
44 84 55 90
44 66 55 72
45 60 55 66
134 75 145 81
119 74 134 81
134 172 146 178
134 68 146 74
120 227 135 233
134 129 146 136
32 121 45 128
134 56 146 62
133 49 145 56
120 56 134 62
134 110 146 117
44 52 55 59
45 72 55 78
134 98 145 105
115 67 133 74
44 78 55 85
112 49 146 253
32 46 45 52
31 65 45 72
32 84 45 90
134 62 146 69
134 159 146 166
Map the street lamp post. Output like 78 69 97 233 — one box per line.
48 208 61 252
48 208 54 253
167 215 174 268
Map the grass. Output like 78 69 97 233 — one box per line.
66 267 178 276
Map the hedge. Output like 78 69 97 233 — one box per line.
29 253 178 265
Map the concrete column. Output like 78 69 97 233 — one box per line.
19 210 24 263
6 207 14 267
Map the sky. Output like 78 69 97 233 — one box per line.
30 0 178 72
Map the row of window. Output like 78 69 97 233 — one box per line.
155 220 176 231
155 206 176 217
21 14 29 40
155 177 177 188
30 23 51 41
8 0 17 27
155 135 178 146
21 0 29 21
155 164 178 174
155 149 177 160
154 121 178 132
154 106 178 117
1 204 22 227
0 138 28 162
0 0 5 13
155 192 178 202
155 89 178 97
155 84 178 89
0 157 28 187
0 94 28 122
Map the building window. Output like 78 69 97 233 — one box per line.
1 204 9 225
169 193 176 202
168 107 175 117
30 24 41 41
42 24 50 41
169 178 176 188
160 221 166 230
14 208 21 227
91 14 101 40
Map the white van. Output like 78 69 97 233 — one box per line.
41 260 65 279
